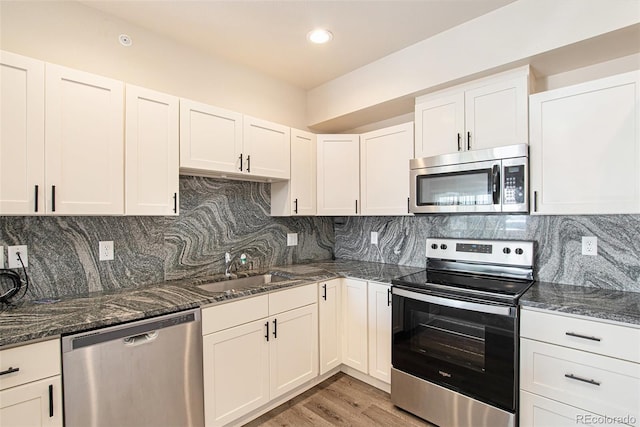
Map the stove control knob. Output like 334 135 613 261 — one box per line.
503 247 511 254
515 248 524 255
440 244 448 250
431 244 438 250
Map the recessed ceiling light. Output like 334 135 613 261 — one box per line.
119 34 133 47
307 29 333 44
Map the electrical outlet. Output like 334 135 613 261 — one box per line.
8 245 28 268
0 246 4 268
582 236 597 256
287 233 298 247
99 241 114 261
371 232 378 245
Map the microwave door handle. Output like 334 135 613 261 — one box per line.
492 164 501 205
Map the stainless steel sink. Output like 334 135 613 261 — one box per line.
197 274 289 293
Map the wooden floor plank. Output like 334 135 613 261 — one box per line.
244 373 433 426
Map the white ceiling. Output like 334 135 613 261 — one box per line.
80 0 516 90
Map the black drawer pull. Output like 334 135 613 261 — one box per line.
565 373 601 386
566 332 601 342
49 384 54 417
0 366 19 376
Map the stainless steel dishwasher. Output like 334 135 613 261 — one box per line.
62 308 204 427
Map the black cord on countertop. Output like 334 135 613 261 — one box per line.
0 251 30 306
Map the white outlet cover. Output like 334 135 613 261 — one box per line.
582 236 598 256
99 241 114 261
371 232 378 245
8 245 28 268
287 233 298 246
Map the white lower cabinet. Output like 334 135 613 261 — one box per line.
201 284 318 426
341 278 369 373
367 282 392 384
318 279 342 375
0 339 63 427
520 308 640 427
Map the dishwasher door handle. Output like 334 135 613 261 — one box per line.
123 331 159 346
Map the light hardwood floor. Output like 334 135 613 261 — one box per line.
244 373 434 426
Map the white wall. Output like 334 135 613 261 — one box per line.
307 0 640 130
0 1 308 129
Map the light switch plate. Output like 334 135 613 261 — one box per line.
8 245 28 268
287 233 298 246
99 241 114 261
371 232 378 245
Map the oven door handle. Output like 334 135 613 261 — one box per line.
392 287 515 317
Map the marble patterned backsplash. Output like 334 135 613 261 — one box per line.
0 176 334 301
334 214 640 292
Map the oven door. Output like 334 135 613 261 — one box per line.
410 159 501 213
392 287 517 412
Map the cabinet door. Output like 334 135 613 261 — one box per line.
45 64 124 214
203 319 270 427
243 116 290 180
464 75 528 151
360 122 413 215
0 377 63 427
520 391 623 427
317 134 360 215
341 278 368 373
271 129 316 216
269 304 318 399
318 279 342 375
367 282 392 384
530 71 640 215
179 99 243 174
125 85 179 215
0 51 45 215
414 92 464 158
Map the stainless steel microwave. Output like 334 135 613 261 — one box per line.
409 144 528 214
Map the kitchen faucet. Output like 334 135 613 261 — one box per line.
225 252 247 278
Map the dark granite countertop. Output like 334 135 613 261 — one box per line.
520 281 640 326
0 260 422 348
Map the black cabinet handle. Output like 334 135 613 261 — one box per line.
272 318 277 339
492 165 501 205
387 288 391 306
265 321 269 342
565 332 601 342
322 284 327 300
34 185 39 212
294 198 298 214
467 131 471 150
533 191 538 212
457 133 462 151
238 153 243 171
49 384 54 417
246 155 251 173
355 200 358 214
565 373 600 386
51 185 56 212
0 366 19 376
173 193 177 214
407 197 410 214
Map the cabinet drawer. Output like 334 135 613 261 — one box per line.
520 390 632 427
521 308 640 362
0 339 60 391
521 338 640 426
202 295 268 335
269 283 316 315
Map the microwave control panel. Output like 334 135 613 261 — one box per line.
503 164 525 205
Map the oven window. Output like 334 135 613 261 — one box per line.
412 310 486 372
417 169 492 206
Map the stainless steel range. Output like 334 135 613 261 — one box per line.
390 238 535 427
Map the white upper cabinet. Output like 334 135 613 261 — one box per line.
360 122 414 215
530 71 640 215
271 129 316 216
179 99 243 175
415 66 530 158
125 85 179 216
45 64 124 215
317 134 360 216
243 116 291 180
0 51 45 215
